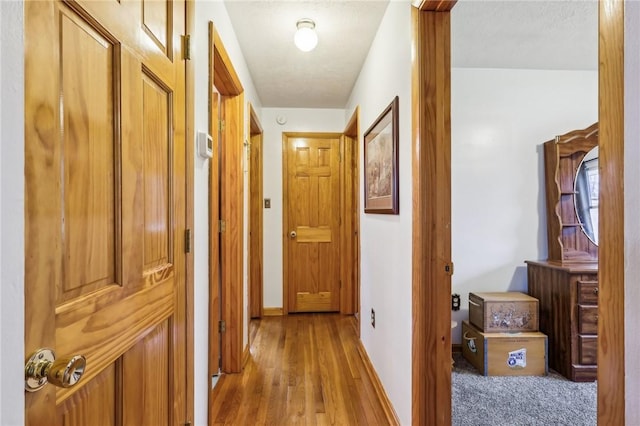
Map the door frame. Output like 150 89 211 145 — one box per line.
342 108 361 321
411 0 627 424
597 0 625 422
207 21 245 388
248 103 264 319
411 3 454 424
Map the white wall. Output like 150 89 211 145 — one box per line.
1 2 25 425
261 108 346 308
450 68 598 343
192 3 261 425
625 1 640 422
344 2 411 424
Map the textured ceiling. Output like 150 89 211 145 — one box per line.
224 0 598 109
224 0 390 108
451 1 598 71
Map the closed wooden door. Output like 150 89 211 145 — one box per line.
284 133 341 312
24 0 187 425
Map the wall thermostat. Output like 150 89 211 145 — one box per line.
197 132 213 158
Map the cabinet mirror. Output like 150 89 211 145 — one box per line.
574 147 599 245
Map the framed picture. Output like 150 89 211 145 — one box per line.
364 96 399 214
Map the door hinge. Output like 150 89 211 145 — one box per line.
219 220 226 233
185 229 191 253
339 280 342 289
219 320 226 333
445 262 454 276
219 119 226 131
183 34 191 61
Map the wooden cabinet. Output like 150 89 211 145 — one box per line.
527 123 599 382
526 260 598 381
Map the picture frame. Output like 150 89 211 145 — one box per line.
364 96 399 214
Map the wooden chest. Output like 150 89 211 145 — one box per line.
469 292 539 332
462 321 548 376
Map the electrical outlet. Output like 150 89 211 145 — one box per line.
264 198 271 209
451 293 461 311
371 308 376 328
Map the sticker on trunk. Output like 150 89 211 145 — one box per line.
507 348 527 368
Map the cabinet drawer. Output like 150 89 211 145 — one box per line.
578 280 599 305
578 306 598 334
579 335 597 365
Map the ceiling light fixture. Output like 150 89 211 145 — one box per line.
294 18 318 52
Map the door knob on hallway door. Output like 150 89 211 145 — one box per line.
290 231 297 238
25 348 86 392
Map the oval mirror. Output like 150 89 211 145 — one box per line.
574 146 599 245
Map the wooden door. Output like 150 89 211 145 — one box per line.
24 0 188 424
284 133 341 313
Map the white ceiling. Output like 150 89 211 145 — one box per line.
224 0 598 109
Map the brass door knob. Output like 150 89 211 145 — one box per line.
25 348 86 392
290 231 297 238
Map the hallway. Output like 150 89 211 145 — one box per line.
210 314 393 425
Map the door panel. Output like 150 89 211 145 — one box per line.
285 134 341 313
25 0 186 424
57 363 117 425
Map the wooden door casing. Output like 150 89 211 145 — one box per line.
248 104 264 319
341 108 361 318
208 88 222 379
283 133 342 313
208 22 245 378
25 0 187 424
411 4 454 425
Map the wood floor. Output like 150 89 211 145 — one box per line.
210 314 393 425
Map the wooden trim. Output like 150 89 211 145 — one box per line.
282 132 289 315
598 1 625 424
184 1 195 423
356 339 401 426
262 307 284 317
208 22 245 379
249 104 263 134
341 107 360 317
411 6 453 426
414 0 457 12
242 344 251 368
220 93 245 373
207 24 222 423
212 29 242 96
248 103 264 319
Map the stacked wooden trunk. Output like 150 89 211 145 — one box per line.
462 292 548 376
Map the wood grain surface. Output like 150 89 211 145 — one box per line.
25 0 188 423
411 6 453 425
598 0 626 424
210 314 398 425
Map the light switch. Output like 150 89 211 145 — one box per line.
264 198 271 209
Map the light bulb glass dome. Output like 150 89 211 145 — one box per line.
294 19 318 52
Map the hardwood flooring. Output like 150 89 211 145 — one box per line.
210 314 393 425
